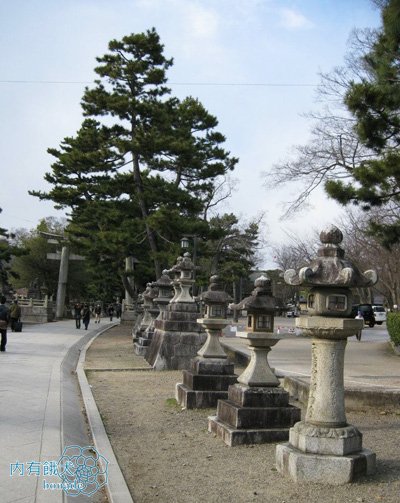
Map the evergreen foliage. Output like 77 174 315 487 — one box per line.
387 311 400 345
31 29 238 284
326 0 400 244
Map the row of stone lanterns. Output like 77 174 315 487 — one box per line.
132 225 378 485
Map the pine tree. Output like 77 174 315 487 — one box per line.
32 29 237 279
325 0 400 244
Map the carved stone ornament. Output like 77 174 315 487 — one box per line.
284 225 378 288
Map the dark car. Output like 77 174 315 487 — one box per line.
351 304 375 327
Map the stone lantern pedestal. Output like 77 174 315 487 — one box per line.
176 318 237 409
145 254 206 370
208 332 301 446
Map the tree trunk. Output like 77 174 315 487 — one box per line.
132 153 162 278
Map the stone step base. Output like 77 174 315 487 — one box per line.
208 415 290 446
276 443 376 485
182 370 237 391
216 399 301 429
133 343 148 356
176 383 229 409
137 337 151 346
228 384 290 408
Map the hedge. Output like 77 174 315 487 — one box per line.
386 312 400 346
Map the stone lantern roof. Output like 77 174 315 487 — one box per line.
232 275 275 312
168 256 183 278
143 283 158 303
180 252 195 273
153 270 173 290
284 225 378 288
201 275 232 306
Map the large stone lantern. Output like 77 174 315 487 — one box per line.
276 225 378 484
209 275 300 446
176 253 195 303
153 270 174 318
133 283 159 356
176 275 237 408
168 256 183 303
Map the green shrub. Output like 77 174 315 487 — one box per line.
386 312 400 345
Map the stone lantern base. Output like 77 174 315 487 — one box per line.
276 422 376 484
176 357 237 409
133 330 154 356
208 384 301 446
145 303 206 370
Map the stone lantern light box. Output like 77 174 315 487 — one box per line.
203 276 229 320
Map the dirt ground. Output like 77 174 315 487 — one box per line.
85 324 400 503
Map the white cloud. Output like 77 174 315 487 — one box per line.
184 2 219 39
279 8 313 30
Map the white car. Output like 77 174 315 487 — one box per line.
372 305 386 325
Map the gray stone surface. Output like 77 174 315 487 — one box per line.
289 421 363 456
276 443 376 484
208 415 291 447
176 383 231 409
0 319 116 503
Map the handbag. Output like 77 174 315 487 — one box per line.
0 319 7 329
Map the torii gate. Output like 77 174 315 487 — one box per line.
41 232 85 319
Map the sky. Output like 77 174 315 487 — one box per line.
0 0 382 267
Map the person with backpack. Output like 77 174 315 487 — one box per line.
0 296 10 352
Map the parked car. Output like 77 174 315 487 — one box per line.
372 305 386 325
352 304 376 327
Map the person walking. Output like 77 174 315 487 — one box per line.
82 304 91 330
0 296 10 352
9 299 21 332
74 302 82 329
94 304 102 324
107 303 115 321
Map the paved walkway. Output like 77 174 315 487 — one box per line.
0 318 399 502
0 319 114 503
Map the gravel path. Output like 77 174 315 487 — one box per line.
85 324 400 503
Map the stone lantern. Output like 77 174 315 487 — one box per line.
209 275 300 446
153 270 174 319
133 283 159 356
175 252 195 303
176 275 237 408
276 225 378 484
168 256 183 303
144 254 206 370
